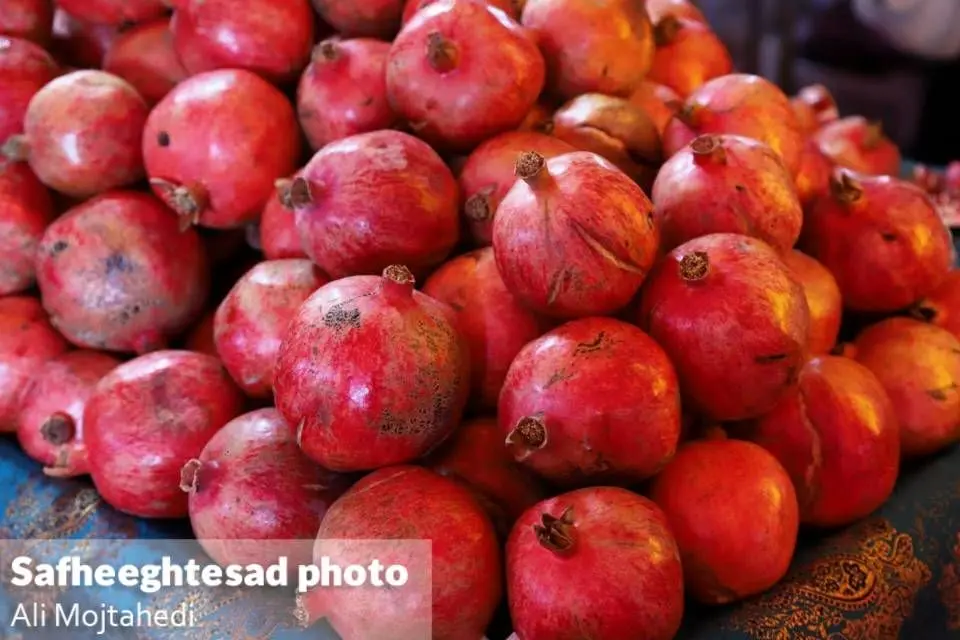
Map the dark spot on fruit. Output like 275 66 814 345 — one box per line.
323 304 361 330
545 368 572 389
51 240 68 254
574 331 608 355
105 253 133 274
880 231 897 242
647 212 655 228
601 65 609 77
926 383 957 401
361 96 374 107
735 184 747 193
755 353 788 364
157 131 171 147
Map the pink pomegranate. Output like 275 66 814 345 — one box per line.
386 0 545 150
912 270 960 340
403 0 520 23
663 73 804 177
521 0 654 99
946 161 960 193
852 318 960 458
16 350 119 477
49 8 118 68
0 161 54 295
780 250 842 354
311 0 404 38
35 191 209 354
646 0 707 23
259 178 307 260
794 139 833 207
297 38 397 150
422 248 551 409
746 355 899 527
56 0 166 25
288 130 459 279
500 317 681 486
650 437 799 604
458 131 576 246
102 19 187 106
84 350 245 518
815 116 901 176
213 260 328 398
493 151 659 318
629 81 682 134
144 69 301 230
800 170 953 312
791 84 838 135
507 487 685 640
181 408 351 568
638 233 810 421
184 311 218 357
274 265 471 471
0 36 58 145
648 16 733 98
0 297 68 431
652 134 803 253
0 0 55 45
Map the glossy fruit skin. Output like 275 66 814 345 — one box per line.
311 0 405 38
651 134 803 253
291 130 459 279
521 0 654 100
648 16 733 98
0 297 69 432
386 0 545 151
780 250 842 354
790 83 838 135
274 267 471 472
794 139 833 207
0 0 55 45
213 259 328 398
912 270 960 340
650 438 800 604
628 81 682 134
49 8 118 68
507 487 685 640
458 131 575 246
15 350 119 477
638 233 810 422
0 161 54 295
143 69 301 230
0 36 58 144
815 116 901 177
84 350 245 518
35 191 209 354
402 0 520 23
852 318 960 458
56 0 166 25
102 19 187 106
499 317 681 487
800 171 953 312
646 0 707 23
423 248 551 410
259 181 307 260
493 151 659 318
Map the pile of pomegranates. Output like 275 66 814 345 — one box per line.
3 0 960 637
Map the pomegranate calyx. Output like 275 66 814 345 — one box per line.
654 15 683 47
515 151 545 182
179 458 202 493
909 303 937 323
464 193 492 222
863 120 884 150
314 39 341 62
40 412 76 445
679 251 709 281
382 265 416 298
829 171 864 205
1 135 29 162
286 177 315 209
426 31 458 73
150 178 209 230
675 103 705 128
690 135 726 164
506 416 548 462
534 506 576 554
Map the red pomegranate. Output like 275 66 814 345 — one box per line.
55 0 166 25
144 69 301 230
0 37 58 146
311 0 404 38
517 102 554 133
49 8 119 69
650 438 799 604
288 130 459 279
651 134 803 253
646 0 707 23
946 161 960 193
800 170 953 312
184 311 217 357
0 161 54 296
648 16 733 98
852 318 960 458
0 297 69 432
500 317 681 487
259 178 307 260
629 81 682 134
0 0 55 45
794 139 833 207
403 0 520 23
386 0 545 151
274 265 471 472
16 350 119 477
297 38 397 151
815 116 901 176
912 270 960 340
458 131 576 246
780 250 842 354
663 73 804 177
35 191 209 354
493 151 658 318
84 350 245 518
638 233 810 421
102 19 187 106
790 83 838 135
507 487 685 640
521 0 654 99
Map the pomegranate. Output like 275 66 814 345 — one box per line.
386 0 545 151
102 19 187 106
84 350 245 518
651 134 803 253
550 93 663 191
852 318 960 458
780 250 842 354
794 139 833 207
35 191 209 354
746 355 899 527
49 8 118 68
16 350 120 477
288 130 459 279
638 233 810 421
500 317 681 486
650 437 799 604
646 0 707 23
184 311 218 357
791 84 838 135
297 38 397 151
521 0 654 99
274 265 471 471
181 408 350 568
946 161 960 193
800 170 953 312
214 260 328 398
517 102 554 133
507 487 684 640
0 297 69 432
0 0 55 45
311 0 404 38
259 178 307 260
55 0 166 25
458 131 576 246
629 81 682 134
492 151 658 318
0 161 55 296
403 0 522 24
912 270 960 340
143 69 301 230
815 116 901 176
301 466 501 640
663 73 804 177
0 37 58 146
648 16 733 98
422 248 551 409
